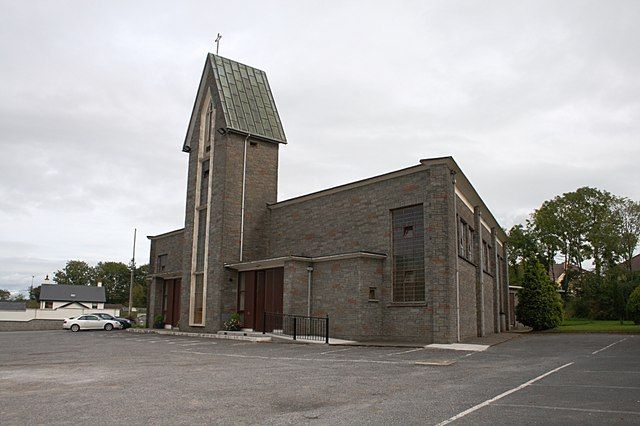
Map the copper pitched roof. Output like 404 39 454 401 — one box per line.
183 54 286 151
210 54 286 144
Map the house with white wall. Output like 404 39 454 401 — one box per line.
39 283 106 310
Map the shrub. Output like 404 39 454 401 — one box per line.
627 286 640 325
516 260 564 330
154 314 165 329
223 313 242 331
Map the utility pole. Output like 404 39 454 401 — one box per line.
128 228 137 317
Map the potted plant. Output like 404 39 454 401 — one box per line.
223 313 242 331
154 314 165 329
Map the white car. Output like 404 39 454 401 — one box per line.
63 315 122 332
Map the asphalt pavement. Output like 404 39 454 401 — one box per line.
0 330 638 425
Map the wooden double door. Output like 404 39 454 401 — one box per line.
240 267 283 331
162 278 181 328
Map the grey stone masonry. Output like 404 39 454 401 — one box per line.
147 229 184 328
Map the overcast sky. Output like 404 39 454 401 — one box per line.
1 1 639 295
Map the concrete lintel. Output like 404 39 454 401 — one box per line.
225 251 387 271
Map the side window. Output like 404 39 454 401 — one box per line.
392 205 425 303
157 254 168 273
44 301 53 309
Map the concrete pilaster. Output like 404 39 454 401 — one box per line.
474 206 485 337
502 244 510 331
491 228 500 333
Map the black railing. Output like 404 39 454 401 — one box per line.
263 312 329 343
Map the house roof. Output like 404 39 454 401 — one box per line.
620 253 640 272
39 284 106 303
183 54 286 151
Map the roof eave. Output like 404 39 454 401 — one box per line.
421 156 508 242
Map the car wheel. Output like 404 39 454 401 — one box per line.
71 324 80 332
104 323 113 331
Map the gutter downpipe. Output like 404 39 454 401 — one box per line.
452 170 461 343
306 266 314 317
239 133 250 262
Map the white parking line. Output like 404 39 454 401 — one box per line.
319 347 356 355
493 403 640 416
591 337 628 355
531 383 640 390
179 342 216 346
435 362 574 425
385 347 424 357
173 350 412 365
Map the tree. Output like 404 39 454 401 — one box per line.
132 264 149 308
11 293 26 302
515 260 563 330
507 224 540 286
0 289 10 300
627 285 640 325
617 198 640 273
94 261 131 305
29 285 41 301
53 260 95 286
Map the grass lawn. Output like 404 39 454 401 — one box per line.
550 318 640 333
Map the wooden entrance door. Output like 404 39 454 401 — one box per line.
163 279 181 327
240 267 283 331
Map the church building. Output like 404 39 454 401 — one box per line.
147 53 511 343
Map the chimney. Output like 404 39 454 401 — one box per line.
97 281 102 287
43 275 51 285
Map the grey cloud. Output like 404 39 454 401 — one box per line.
1 0 639 291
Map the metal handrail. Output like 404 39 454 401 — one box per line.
263 312 329 344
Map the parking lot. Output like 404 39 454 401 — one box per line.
0 330 638 425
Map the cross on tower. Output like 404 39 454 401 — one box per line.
215 33 222 55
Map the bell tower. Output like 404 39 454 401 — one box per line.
179 54 287 332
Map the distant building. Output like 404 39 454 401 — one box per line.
548 262 581 286
39 280 106 310
619 253 640 273
147 54 510 343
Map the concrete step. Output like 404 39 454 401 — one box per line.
127 328 271 342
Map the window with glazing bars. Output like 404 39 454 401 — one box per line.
392 205 425 302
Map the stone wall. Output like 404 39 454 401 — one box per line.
0 319 62 332
268 164 457 343
148 229 184 328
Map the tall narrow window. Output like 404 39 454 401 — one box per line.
458 218 467 258
467 227 474 262
204 101 213 152
193 274 204 324
483 241 490 272
392 205 425 303
199 161 210 206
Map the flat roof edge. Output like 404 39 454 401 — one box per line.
270 164 426 209
147 228 185 240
